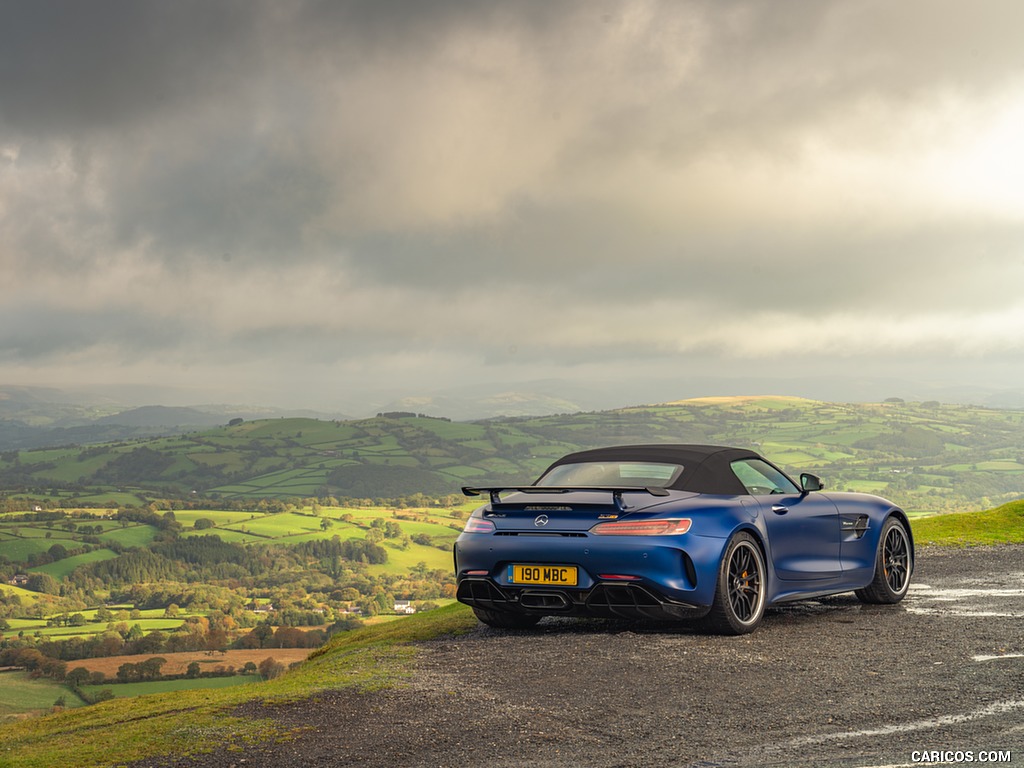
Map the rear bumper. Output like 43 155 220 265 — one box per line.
456 577 710 621
454 530 729 616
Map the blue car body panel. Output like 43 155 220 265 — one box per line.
454 445 913 624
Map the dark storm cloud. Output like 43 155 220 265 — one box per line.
0 0 565 136
2 0 1023 407
0 1 584 263
105 128 333 261
6 0 1021 268
0 0 261 136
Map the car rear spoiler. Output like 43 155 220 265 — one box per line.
462 485 670 511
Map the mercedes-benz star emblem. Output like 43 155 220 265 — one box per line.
534 514 549 527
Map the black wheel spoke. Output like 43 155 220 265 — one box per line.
882 526 909 592
727 542 762 622
731 592 750 619
856 518 912 606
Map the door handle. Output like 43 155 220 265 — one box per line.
771 505 789 515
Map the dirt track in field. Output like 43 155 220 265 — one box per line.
136 546 1024 768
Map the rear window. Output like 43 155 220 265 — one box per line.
538 461 683 487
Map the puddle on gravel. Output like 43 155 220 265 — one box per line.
904 582 1024 616
785 698 1024 745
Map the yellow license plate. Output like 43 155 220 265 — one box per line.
509 564 578 586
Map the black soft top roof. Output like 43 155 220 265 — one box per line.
541 444 762 495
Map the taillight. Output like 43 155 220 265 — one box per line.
589 518 691 536
463 517 496 534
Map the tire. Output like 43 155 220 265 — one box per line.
856 516 912 604
472 607 542 630
703 532 767 635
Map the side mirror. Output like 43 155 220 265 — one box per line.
800 473 824 492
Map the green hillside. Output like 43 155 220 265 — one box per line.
3 397 1024 514
0 604 478 768
911 499 1024 545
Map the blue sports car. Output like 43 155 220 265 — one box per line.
454 444 913 634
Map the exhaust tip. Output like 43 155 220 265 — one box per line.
520 591 570 610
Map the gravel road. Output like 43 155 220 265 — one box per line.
143 545 1024 768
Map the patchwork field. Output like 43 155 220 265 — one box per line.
28 548 119 579
0 504 463 575
67 648 313 678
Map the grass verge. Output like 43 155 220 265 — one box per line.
0 603 477 768
911 499 1024 546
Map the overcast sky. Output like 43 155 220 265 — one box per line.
2 0 1023 414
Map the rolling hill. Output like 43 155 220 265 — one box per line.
0 386 351 451
2 396 1024 514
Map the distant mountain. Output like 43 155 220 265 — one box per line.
0 386 352 451
94 406 229 428
372 376 1024 420
378 391 583 420
4 396 1024 515
0 385 67 404
6 376 1024 452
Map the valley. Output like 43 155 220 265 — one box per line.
2 395 1024 722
